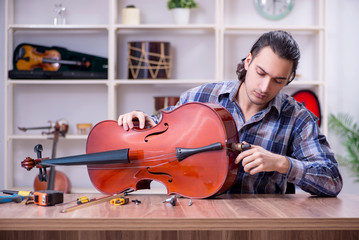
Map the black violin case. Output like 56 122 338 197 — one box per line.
9 43 108 79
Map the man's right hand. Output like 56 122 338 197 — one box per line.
118 111 156 131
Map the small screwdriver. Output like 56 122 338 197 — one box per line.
77 196 91 205
59 196 91 206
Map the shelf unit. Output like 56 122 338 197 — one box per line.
3 0 327 192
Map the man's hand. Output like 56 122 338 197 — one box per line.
235 144 290 175
118 111 156 131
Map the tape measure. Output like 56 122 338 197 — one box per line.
110 197 129 206
33 190 63 206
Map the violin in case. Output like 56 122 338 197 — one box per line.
9 43 108 79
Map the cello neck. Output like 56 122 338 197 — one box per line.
42 149 129 167
35 149 129 168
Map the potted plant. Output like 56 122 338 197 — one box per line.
329 113 359 181
167 0 198 24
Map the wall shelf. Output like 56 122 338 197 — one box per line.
8 134 88 140
8 24 109 31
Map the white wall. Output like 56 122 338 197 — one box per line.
1 0 358 194
1 0 5 190
326 0 359 193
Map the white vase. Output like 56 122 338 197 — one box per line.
171 8 190 24
122 8 140 25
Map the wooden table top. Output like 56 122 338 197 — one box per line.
1 193 359 231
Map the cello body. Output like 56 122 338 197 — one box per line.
33 169 71 193
86 102 239 198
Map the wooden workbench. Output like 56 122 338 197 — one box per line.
1 193 359 240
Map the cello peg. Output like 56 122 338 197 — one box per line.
231 142 251 152
34 144 43 159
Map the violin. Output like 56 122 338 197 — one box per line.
21 102 245 199
15 45 91 71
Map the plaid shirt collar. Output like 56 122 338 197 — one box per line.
217 80 283 116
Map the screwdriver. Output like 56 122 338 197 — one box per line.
1 190 33 197
59 196 92 206
0 194 24 204
77 196 91 204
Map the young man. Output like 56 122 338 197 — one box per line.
118 30 343 197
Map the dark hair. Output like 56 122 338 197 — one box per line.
236 30 300 84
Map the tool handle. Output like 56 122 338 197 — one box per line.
1 190 32 196
0 194 23 203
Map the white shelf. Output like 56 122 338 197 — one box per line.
223 25 325 32
9 24 216 31
8 24 109 31
7 79 109 85
290 81 325 86
9 134 88 140
115 24 216 30
115 79 217 85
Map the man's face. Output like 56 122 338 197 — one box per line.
243 46 293 107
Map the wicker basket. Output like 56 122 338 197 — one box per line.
127 41 172 79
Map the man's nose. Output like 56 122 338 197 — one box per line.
259 77 271 92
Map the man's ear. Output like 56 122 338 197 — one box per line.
244 53 252 70
286 72 295 85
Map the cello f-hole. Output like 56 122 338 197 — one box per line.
146 167 173 183
144 123 169 142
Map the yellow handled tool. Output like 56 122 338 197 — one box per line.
110 197 129 206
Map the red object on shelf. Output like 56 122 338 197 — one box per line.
292 90 321 127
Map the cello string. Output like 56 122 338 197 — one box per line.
130 152 177 161
130 155 178 164
88 144 233 170
88 158 178 170
87 153 179 170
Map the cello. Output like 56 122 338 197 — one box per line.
21 102 246 199
19 119 71 193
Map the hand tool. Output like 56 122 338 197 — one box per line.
162 195 177 206
59 196 93 206
131 199 141 205
1 189 63 206
33 190 63 206
0 194 24 203
1 190 33 197
110 197 129 206
60 193 125 213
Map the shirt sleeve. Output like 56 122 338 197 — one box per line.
286 114 343 196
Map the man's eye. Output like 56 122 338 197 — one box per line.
257 71 265 76
274 79 285 84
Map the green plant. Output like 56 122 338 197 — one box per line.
167 0 198 9
329 113 359 180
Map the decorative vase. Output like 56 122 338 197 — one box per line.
171 8 190 24
122 7 140 25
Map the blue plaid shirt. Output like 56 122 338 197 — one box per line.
152 80 343 196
